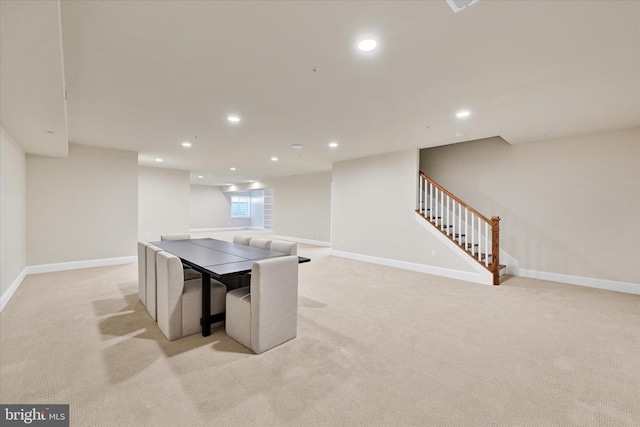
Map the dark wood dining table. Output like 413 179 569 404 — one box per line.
150 238 310 336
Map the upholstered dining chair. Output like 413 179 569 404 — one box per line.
145 244 163 321
269 240 297 255
233 235 252 246
160 233 191 241
225 255 299 354
248 238 271 250
156 252 227 341
137 241 150 306
158 233 201 279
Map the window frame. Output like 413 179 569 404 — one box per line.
230 194 251 219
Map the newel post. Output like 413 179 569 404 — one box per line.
491 216 500 285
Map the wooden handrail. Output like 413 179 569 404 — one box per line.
419 171 492 224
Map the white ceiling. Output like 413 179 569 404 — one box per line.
2 0 639 186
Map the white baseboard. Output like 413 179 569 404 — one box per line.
272 235 332 247
331 250 493 285
517 268 640 295
189 226 247 232
1 256 136 313
0 267 28 313
26 256 137 275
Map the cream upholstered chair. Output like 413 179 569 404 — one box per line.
270 240 297 255
160 233 191 241
225 255 299 354
233 235 252 246
145 244 163 321
137 241 150 305
249 238 271 250
158 233 201 279
156 252 227 341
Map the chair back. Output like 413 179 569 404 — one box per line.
250 255 299 354
145 245 163 320
156 251 186 341
161 233 191 241
233 235 252 246
137 241 150 305
249 238 271 250
270 240 297 255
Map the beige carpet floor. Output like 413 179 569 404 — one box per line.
1 230 639 426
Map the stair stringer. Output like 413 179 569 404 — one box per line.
414 212 493 285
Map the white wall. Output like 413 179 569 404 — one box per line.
26 143 138 265
332 149 473 271
139 166 190 241
0 126 26 300
250 189 264 229
189 184 252 230
420 128 640 286
270 172 332 243
222 171 332 243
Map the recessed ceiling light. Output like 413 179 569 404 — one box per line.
456 132 466 137
358 39 377 52
456 110 471 118
227 115 241 123
271 156 278 162
329 141 339 148
155 158 163 162
446 0 480 13
198 175 203 178
230 167 236 171
181 141 192 147
291 144 304 149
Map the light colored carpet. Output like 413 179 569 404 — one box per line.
1 230 639 426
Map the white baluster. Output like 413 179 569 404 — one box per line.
465 208 468 250
442 194 450 236
439 190 442 230
478 217 482 262
452 200 456 241
430 182 434 222
471 213 475 256
418 176 424 215
458 204 462 245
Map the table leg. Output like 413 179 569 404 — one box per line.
202 271 211 337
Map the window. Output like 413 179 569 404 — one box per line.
231 195 250 218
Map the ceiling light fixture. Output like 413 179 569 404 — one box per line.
456 110 471 118
291 144 304 149
155 158 163 162
358 39 377 52
329 141 339 148
181 141 192 147
198 175 203 178
230 167 236 171
227 115 241 123
271 156 278 162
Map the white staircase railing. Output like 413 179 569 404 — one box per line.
418 172 501 285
